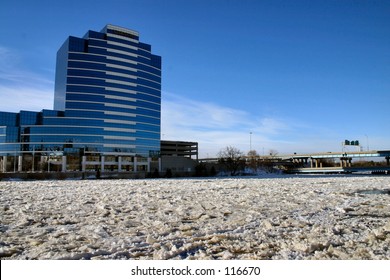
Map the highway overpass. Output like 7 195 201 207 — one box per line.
200 150 390 174
284 150 390 173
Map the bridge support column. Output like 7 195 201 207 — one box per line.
313 159 322 168
340 157 351 168
340 157 348 168
386 156 390 166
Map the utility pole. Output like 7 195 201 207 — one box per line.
365 134 369 151
249 132 252 151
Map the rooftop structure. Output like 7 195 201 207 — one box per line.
160 140 198 160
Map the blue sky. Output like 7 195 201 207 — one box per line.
1 0 389 157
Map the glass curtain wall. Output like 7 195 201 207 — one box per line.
0 25 161 172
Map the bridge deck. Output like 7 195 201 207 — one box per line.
288 166 390 174
284 150 390 159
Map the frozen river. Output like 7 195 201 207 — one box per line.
1 175 389 259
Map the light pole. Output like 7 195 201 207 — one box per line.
365 134 369 151
249 132 252 151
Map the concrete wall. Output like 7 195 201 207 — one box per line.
161 156 197 173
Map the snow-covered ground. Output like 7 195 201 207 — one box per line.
1 175 389 260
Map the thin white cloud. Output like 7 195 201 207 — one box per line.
161 92 250 130
0 85 53 112
161 92 361 157
0 46 54 112
161 91 299 157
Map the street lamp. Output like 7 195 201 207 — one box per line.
250 132 252 151
365 134 369 151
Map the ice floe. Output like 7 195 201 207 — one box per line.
0 175 389 259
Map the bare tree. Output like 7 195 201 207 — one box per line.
247 150 259 171
247 150 259 158
217 146 245 176
269 149 279 158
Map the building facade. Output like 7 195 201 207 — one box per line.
160 140 199 174
0 25 161 173
160 140 198 160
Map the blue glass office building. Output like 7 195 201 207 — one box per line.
0 25 161 173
